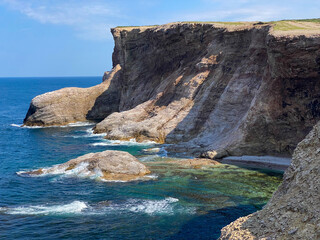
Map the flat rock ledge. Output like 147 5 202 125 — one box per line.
164 158 220 169
26 150 151 182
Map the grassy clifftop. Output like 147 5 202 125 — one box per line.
114 18 320 36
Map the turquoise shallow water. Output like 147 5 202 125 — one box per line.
0 77 283 239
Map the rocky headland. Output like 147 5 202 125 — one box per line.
23 19 320 239
24 20 320 160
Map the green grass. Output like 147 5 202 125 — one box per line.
115 25 159 28
272 21 306 31
181 21 245 25
295 18 320 23
270 18 320 31
115 18 320 30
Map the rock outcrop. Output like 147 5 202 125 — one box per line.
24 21 320 158
23 65 122 126
219 120 320 239
25 150 151 181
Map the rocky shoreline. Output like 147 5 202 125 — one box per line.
24 22 320 160
22 21 320 239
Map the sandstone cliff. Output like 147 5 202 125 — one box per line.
24 21 320 158
219 120 320 239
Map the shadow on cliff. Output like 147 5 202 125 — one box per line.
167 204 262 240
85 68 122 122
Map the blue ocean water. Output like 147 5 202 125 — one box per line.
0 77 283 240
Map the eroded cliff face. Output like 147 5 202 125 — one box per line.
94 23 320 158
23 65 122 126
219 120 320 239
24 22 320 158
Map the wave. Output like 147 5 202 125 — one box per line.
17 162 101 178
69 128 106 138
99 197 194 215
3 197 194 216
90 139 156 147
17 162 155 182
125 197 179 215
10 121 95 129
5 201 88 215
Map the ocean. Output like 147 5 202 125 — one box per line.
0 77 282 239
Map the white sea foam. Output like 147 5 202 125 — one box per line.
70 128 106 138
90 139 156 147
127 197 179 215
4 198 194 216
7 201 88 215
0 207 8 212
62 122 95 127
10 121 95 129
17 162 102 180
103 197 183 215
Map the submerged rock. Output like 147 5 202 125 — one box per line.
25 150 151 182
165 158 220 168
219 120 320 239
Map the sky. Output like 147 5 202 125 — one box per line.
0 0 319 77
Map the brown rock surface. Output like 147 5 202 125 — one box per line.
164 158 220 168
26 150 151 181
24 22 320 159
219 121 320 239
23 64 122 126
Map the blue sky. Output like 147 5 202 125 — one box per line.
0 0 319 77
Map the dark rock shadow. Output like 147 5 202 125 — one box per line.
86 68 122 122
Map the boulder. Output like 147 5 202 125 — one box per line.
26 150 151 182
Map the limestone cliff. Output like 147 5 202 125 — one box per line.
219 120 320 239
24 21 320 158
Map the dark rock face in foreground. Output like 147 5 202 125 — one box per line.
24 22 320 158
219 120 320 240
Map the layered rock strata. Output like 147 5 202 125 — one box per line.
24 22 320 158
219 120 320 239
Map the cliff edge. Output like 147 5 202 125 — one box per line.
24 20 320 159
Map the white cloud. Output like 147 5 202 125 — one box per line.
1 0 121 40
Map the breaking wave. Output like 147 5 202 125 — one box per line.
69 128 106 138
90 139 156 147
17 162 102 179
5 201 88 215
10 121 95 129
2 197 194 216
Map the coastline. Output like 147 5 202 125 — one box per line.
221 155 291 171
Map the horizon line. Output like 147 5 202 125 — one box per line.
0 75 103 79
